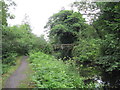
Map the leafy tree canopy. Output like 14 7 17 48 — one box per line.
45 10 87 44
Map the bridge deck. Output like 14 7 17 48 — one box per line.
53 44 75 49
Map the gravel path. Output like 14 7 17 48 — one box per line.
4 56 29 88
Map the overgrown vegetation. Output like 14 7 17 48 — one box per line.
1 0 52 77
45 2 120 88
1 0 120 88
29 51 96 88
2 56 22 87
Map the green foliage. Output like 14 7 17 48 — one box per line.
45 10 88 59
93 2 120 72
72 39 101 64
0 0 16 26
1 0 53 77
2 25 29 56
71 2 100 23
2 24 53 75
2 1 119 88
72 2 120 73
2 24 52 56
1 0 8 26
70 2 120 87
29 52 95 88
2 64 10 74
45 10 86 44
72 22 100 65
96 34 120 72
28 35 53 54
2 53 17 65
2 53 17 74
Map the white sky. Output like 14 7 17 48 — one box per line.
7 0 75 37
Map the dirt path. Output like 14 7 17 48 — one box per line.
4 56 29 88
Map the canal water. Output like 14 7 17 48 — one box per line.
78 65 120 88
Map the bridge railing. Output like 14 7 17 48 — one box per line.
53 44 75 49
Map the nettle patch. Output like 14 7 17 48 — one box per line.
29 52 95 88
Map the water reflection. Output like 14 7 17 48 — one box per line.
79 65 120 88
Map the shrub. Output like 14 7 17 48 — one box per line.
72 39 101 65
2 52 18 74
29 52 95 88
2 52 18 65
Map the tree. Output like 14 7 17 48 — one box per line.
71 2 120 87
92 2 120 88
1 0 16 26
45 10 86 44
71 1 100 24
93 2 120 72
45 10 89 59
22 14 32 32
1 0 8 26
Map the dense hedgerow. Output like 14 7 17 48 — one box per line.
29 52 95 88
2 53 18 74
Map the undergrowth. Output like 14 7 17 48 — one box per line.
2 56 22 87
29 52 95 88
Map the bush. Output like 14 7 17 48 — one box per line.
29 52 95 88
2 52 18 65
97 34 120 72
72 39 101 65
2 52 18 74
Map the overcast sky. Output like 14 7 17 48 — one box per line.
7 0 75 37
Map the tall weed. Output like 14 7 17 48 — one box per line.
29 52 95 88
